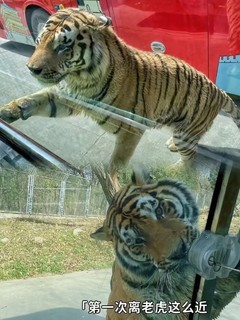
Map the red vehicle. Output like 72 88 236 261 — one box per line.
0 0 239 96
0 1 108 45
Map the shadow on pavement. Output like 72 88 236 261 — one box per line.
0 41 34 57
2 308 104 320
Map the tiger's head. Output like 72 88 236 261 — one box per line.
91 172 199 278
26 9 112 83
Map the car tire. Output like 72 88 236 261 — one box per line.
30 8 49 40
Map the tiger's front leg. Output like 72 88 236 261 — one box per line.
0 87 65 123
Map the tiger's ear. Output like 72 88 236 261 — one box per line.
98 15 112 27
90 226 111 241
131 165 153 186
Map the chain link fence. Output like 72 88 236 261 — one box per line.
0 169 108 217
1 167 239 218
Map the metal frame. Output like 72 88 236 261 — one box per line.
0 119 82 176
190 160 240 319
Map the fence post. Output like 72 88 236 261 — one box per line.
84 185 92 216
26 175 35 214
58 180 66 216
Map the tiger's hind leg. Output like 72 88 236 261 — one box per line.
166 136 178 152
173 131 200 162
166 130 201 170
166 131 201 177
170 130 215 176
108 130 144 191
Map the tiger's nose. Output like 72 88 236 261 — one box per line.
27 65 42 75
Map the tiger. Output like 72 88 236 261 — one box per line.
91 171 240 320
0 8 240 190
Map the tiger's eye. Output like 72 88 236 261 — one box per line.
55 44 70 54
129 245 141 254
156 207 165 220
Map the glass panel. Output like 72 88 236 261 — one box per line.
0 3 239 320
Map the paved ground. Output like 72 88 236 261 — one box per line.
0 270 111 320
0 269 239 320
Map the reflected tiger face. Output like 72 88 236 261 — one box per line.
92 179 199 274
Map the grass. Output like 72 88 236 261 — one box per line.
0 212 239 281
0 217 114 281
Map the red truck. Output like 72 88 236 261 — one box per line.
0 0 239 95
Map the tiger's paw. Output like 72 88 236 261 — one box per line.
166 137 178 152
0 99 36 123
0 101 21 123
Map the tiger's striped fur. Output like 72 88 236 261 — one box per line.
91 172 240 319
0 8 240 189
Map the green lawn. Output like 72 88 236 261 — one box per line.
0 217 114 280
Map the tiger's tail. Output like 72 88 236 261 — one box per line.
222 93 240 129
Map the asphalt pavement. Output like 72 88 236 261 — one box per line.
0 270 111 320
0 269 239 320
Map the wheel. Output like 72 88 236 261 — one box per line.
30 8 50 40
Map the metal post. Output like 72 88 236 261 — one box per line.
26 174 35 214
84 185 92 217
58 180 66 216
